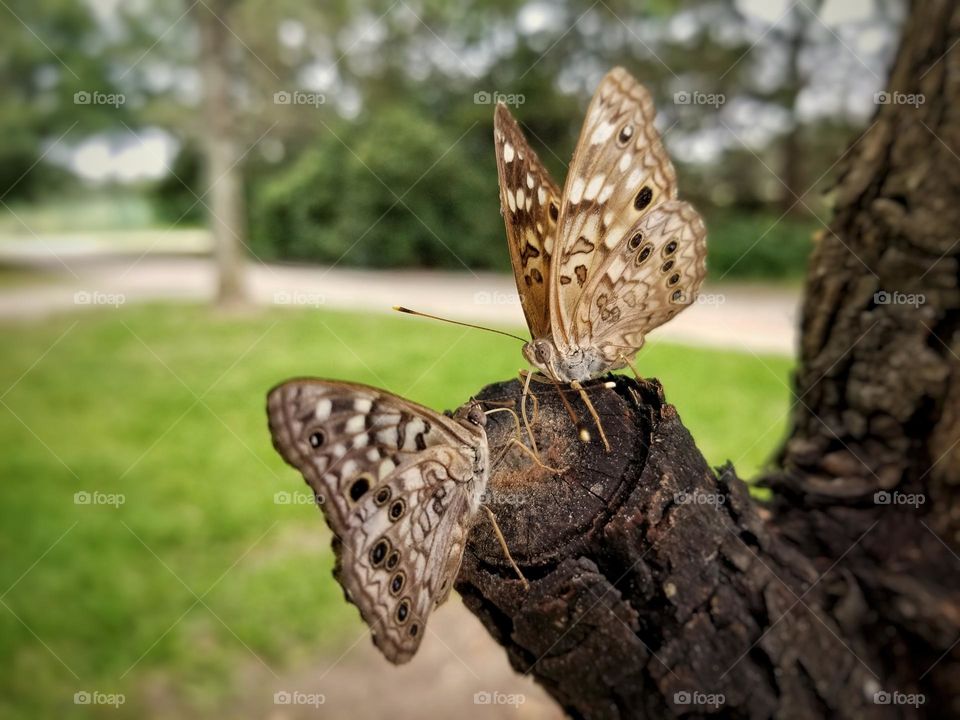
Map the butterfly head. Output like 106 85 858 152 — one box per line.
522 338 556 376
453 401 487 429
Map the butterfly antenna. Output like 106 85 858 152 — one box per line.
393 306 528 343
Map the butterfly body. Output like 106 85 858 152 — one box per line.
523 338 620 383
495 67 707 381
267 379 488 664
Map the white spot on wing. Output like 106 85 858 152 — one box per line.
503 142 515 163
378 458 396 480
590 121 616 144
569 177 585 204
354 398 372 412
606 256 626 282
315 399 332 420
345 415 365 433
526 173 534 189
584 174 606 201
605 223 626 248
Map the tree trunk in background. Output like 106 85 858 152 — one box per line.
195 0 246 306
458 1 960 717
768 0 960 706
778 0 821 214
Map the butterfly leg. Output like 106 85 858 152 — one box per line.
619 353 643 382
519 368 541 453
518 369 545 427
481 505 529 591
484 407 566 473
571 380 611 452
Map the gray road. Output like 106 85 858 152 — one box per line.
0 255 799 355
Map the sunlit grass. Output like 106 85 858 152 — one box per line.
0 304 792 718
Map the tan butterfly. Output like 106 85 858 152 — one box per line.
494 67 707 384
267 379 489 664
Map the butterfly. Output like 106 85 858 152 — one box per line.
266 378 489 664
494 66 707 384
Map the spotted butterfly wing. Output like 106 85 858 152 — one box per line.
267 379 489 664
571 200 706 362
550 67 705 364
494 102 562 340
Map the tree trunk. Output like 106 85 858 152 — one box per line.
461 377 889 719
777 0 821 215
195 0 246 306
456 1 960 717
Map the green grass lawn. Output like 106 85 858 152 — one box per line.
0 193 159 235
0 304 792 718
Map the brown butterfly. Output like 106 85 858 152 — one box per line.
267 379 489 664
494 67 707 383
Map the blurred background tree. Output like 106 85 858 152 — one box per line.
0 0 904 281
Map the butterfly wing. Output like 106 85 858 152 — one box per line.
571 199 706 362
494 102 562 340
267 379 488 664
549 67 682 352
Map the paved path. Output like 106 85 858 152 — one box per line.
0 255 799 355
227 600 563 720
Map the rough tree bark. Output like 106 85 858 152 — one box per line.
455 1 960 717
195 0 247 306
